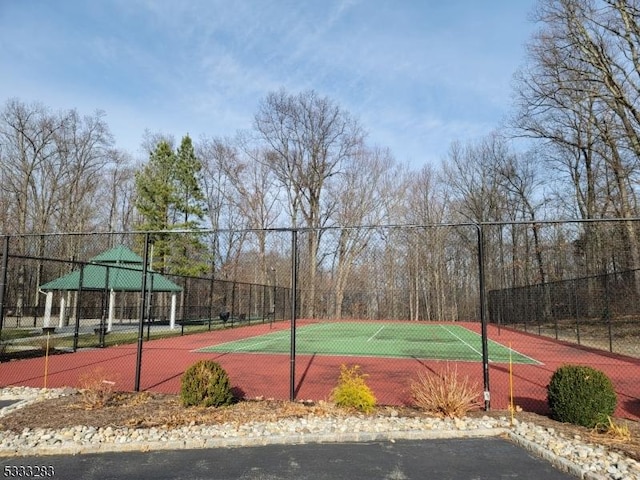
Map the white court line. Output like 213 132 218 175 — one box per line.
504 343 543 365
227 332 292 352
196 322 330 353
193 331 290 353
438 325 542 365
367 325 386 342
439 324 484 360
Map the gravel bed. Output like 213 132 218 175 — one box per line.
1 387 639 479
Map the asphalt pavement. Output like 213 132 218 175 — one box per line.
1 437 577 480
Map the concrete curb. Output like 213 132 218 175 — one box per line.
1 428 508 457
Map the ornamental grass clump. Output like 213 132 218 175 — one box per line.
330 364 376 413
410 363 480 418
78 367 118 410
594 416 632 441
180 360 235 407
547 364 617 428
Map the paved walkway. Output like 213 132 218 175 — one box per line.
0 438 577 480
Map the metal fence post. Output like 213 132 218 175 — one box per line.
72 264 85 352
135 233 150 392
290 229 299 401
0 236 9 339
476 224 491 411
208 268 215 331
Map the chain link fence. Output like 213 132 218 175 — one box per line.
0 221 639 417
295 225 480 322
484 220 640 358
0 232 291 354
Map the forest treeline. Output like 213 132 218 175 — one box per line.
2 0 640 321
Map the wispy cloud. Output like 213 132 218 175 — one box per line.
0 0 536 165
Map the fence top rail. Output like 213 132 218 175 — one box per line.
3 217 640 239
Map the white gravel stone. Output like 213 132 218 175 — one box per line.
0 386 638 479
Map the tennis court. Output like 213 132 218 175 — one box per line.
3 320 640 418
196 322 540 364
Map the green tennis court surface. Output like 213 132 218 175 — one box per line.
197 322 539 364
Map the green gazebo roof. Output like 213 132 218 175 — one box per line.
39 246 182 292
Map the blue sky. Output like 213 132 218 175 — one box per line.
1 1 536 167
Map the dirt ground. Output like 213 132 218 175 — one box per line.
1 391 639 462
516 319 640 358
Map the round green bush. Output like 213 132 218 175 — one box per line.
180 360 235 407
547 364 616 428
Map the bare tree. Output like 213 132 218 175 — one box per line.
445 139 504 223
513 0 640 285
0 100 63 242
234 146 282 282
53 109 113 233
103 149 136 243
0 100 113 313
328 146 397 318
441 135 515 319
253 89 364 316
494 149 550 284
197 136 248 277
402 164 453 320
0 101 113 236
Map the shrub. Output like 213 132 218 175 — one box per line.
180 360 235 407
547 365 617 428
78 367 118 409
330 364 376 413
410 363 480 418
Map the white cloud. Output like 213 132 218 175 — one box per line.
0 0 536 166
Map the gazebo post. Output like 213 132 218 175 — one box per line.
58 292 66 328
170 292 177 329
107 289 116 332
43 291 53 329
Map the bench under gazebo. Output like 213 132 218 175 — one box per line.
39 245 182 332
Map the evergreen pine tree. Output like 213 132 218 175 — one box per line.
134 137 209 275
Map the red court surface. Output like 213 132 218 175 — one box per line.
1 321 639 420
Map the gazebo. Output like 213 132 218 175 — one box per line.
39 245 182 331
